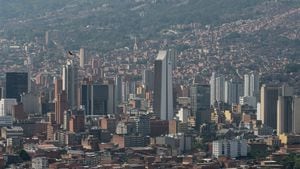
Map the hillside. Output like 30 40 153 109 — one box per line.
0 0 300 52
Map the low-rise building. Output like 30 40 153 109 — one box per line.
212 139 248 158
1 126 23 139
32 157 48 169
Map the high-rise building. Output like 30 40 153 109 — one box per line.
190 84 211 128
293 96 300 134
69 110 85 133
54 78 62 101
277 96 293 134
108 84 115 114
142 69 154 91
280 85 294 97
260 85 279 129
133 114 150 136
244 74 250 97
244 72 260 98
63 110 71 131
210 73 226 105
62 60 78 109
167 49 177 68
5 72 28 102
115 75 123 106
45 31 49 47
55 91 67 125
215 75 225 103
81 84 113 116
210 72 216 105
122 80 129 103
79 48 85 68
153 50 173 120
21 93 41 115
225 79 243 105
0 99 17 116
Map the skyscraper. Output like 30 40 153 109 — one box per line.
81 84 113 116
79 48 85 68
260 85 279 129
225 79 243 105
190 84 211 129
55 91 67 125
54 78 62 101
210 72 216 105
243 74 250 97
215 75 225 103
244 72 260 98
153 50 173 120
5 72 28 102
277 96 293 134
277 85 295 134
115 75 123 106
210 73 226 105
142 69 154 91
62 60 78 109
293 96 300 134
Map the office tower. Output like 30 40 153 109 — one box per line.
79 48 85 68
215 75 225 103
225 79 243 105
250 73 260 98
5 72 28 102
115 75 123 106
277 96 293 134
229 79 243 104
129 81 136 95
142 69 154 91
210 72 216 105
224 81 230 104
81 84 113 116
55 91 67 125
244 72 260 98
190 84 211 128
167 49 177 68
260 85 279 129
276 85 294 133
107 84 115 114
54 78 62 101
62 60 78 109
122 80 129 103
293 96 300 134
243 74 250 97
280 85 294 96
153 50 173 120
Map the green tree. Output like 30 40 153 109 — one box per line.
19 150 31 161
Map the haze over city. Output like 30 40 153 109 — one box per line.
0 0 299 168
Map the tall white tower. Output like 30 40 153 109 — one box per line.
210 72 216 105
79 48 85 68
244 72 260 98
62 60 78 109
